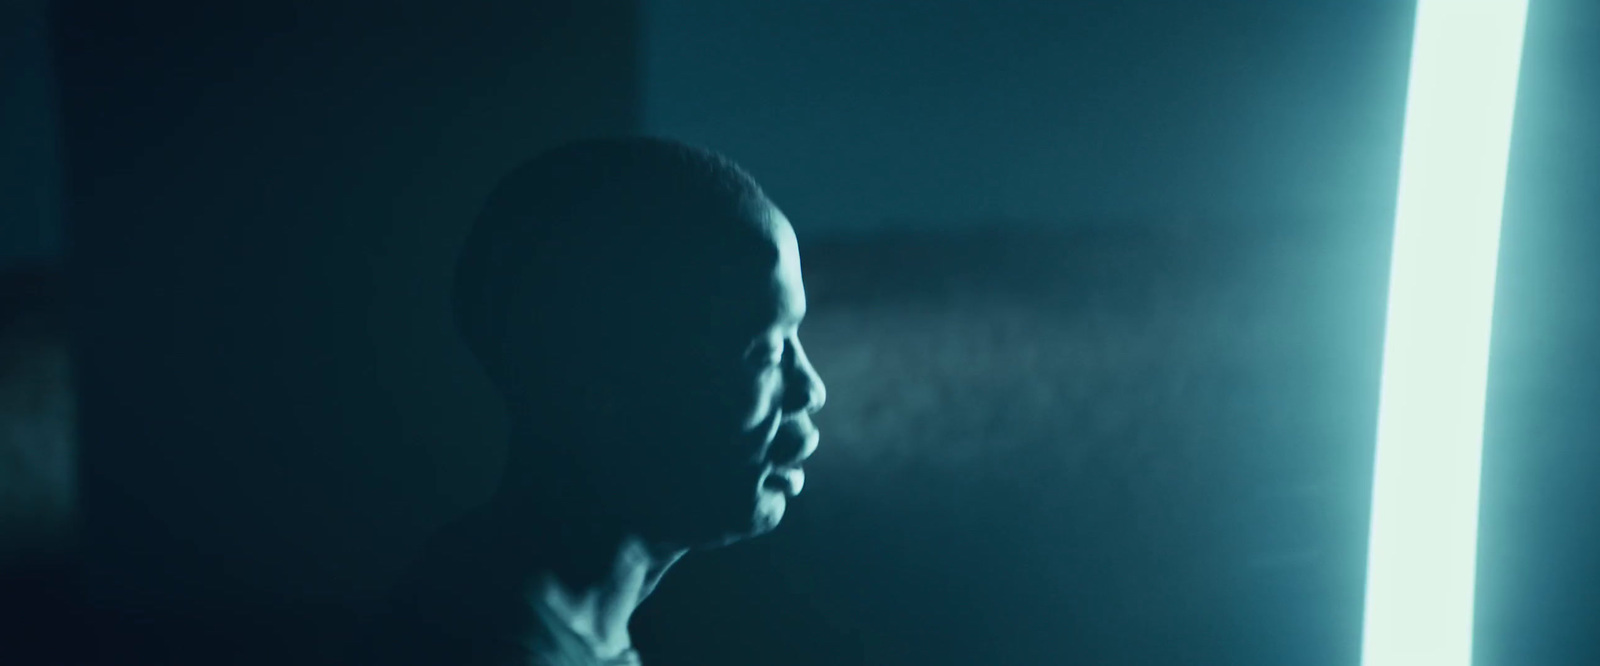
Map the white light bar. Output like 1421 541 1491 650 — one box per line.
1361 2 1529 665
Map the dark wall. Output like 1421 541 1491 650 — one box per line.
644 0 1416 238
2 0 70 560
0 267 74 567
56 0 641 611
0 0 61 267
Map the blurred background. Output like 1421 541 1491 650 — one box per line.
5 0 1599 663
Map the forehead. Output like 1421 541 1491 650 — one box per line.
767 210 806 320
669 204 804 339
740 204 805 309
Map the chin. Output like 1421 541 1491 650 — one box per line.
692 489 786 549
750 489 787 535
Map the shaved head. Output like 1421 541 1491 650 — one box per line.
452 137 826 547
454 137 774 394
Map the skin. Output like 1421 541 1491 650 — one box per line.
461 200 827 661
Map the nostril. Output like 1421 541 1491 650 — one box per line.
785 379 825 414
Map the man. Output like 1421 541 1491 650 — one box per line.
376 137 827 665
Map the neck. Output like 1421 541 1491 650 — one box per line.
529 533 684 659
479 421 688 659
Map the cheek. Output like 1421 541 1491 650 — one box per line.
646 338 782 433
734 368 783 431
640 368 772 437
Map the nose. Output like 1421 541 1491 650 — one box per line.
783 339 826 415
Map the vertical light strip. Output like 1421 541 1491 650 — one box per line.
1361 2 1529 665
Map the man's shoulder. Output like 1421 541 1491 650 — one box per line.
362 614 619 666
372 571 615 666
372 511 634 666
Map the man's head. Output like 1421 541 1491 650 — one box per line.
453 137 826 549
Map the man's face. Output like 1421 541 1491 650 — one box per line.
580 203 827 549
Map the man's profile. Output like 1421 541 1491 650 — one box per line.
376 137 827 666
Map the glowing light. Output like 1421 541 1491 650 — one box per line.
1361 2 1529 665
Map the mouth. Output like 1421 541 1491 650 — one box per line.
762 465 806 497
758 421 820 497
768 424 820 465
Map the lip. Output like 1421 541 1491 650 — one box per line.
770 427 820 468
764 465 806 496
